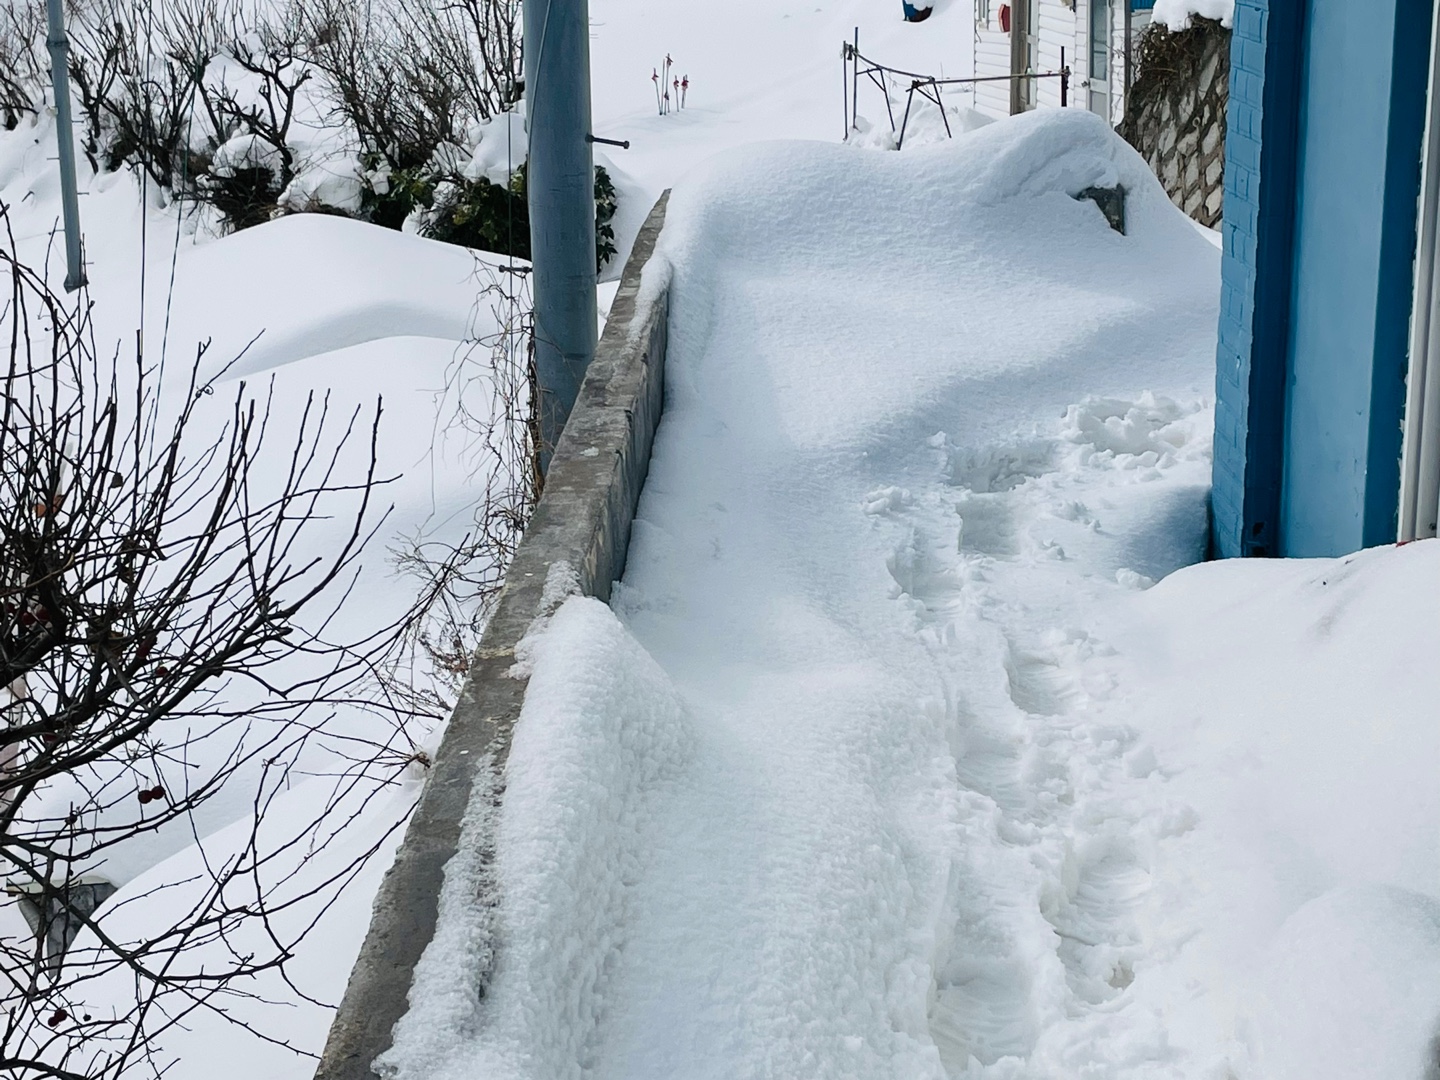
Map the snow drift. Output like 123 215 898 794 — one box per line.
385 109 1229 1080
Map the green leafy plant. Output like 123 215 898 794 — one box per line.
420 163 620 272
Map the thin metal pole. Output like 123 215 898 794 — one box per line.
524 0 597 472
933 80 952 138
45 0 86 292
1061 46 1068 107
1009 0 1027 115
852 27 860 131
1123 0 1133 125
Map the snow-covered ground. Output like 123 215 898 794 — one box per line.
383 101 1440 1080
0 2 987 1073
8 0 1440 1077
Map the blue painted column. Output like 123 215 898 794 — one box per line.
525 0 598 472
1279 0 1431 555
1212 0 1433 558
1211 0 1305 558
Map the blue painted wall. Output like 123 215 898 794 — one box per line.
1281 0 1430 555
1212 0 1432 558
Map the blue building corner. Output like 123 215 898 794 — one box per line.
1212 0 1434 558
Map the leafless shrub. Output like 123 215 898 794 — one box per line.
65 0 215 187
0 204 421 1078
0 0 46 131
67 0 312 230
189 4 312 229
386 263 538 709
305 0 522 227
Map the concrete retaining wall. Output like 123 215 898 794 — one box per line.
314 192 671 1080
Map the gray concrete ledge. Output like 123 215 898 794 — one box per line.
314 191 671 1080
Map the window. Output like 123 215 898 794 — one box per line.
1090 0 1110 83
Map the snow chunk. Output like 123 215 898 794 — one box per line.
465 111 528 186
1063 392 1209 467
1152 0 1234 30
278 159 365 215
210 132 285 179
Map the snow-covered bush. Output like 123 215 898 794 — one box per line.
62 0 313 230
305 0 522 228
4 0 535 238
0 0 612 252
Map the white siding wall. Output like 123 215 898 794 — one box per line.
1034 1 1075 109
973 2 1011 118
972 0 1151 122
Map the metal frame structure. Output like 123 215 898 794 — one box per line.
842 33 1070 149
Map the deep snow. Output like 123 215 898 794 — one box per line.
6 0 1438 1076
1 120 513 1078
383 109 1264 1080
0 1 992 1072
389 100 1440 1078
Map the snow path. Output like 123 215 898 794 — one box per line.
388 109 1220 1080
594 119 1215 1078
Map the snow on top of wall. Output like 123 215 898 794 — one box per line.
1152 0 1234 30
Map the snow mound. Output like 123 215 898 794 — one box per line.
381 597 695 1080
1251 886 1440 1080
1095 539 1440 1080
650 108 1215 454
165 213 496 381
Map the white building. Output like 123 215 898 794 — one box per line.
972 0 1153 123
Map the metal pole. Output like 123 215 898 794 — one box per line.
1009 0 1027 115
45 0 86 292
1123 0 1133 126
524 0 597 472
852 28 860 131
